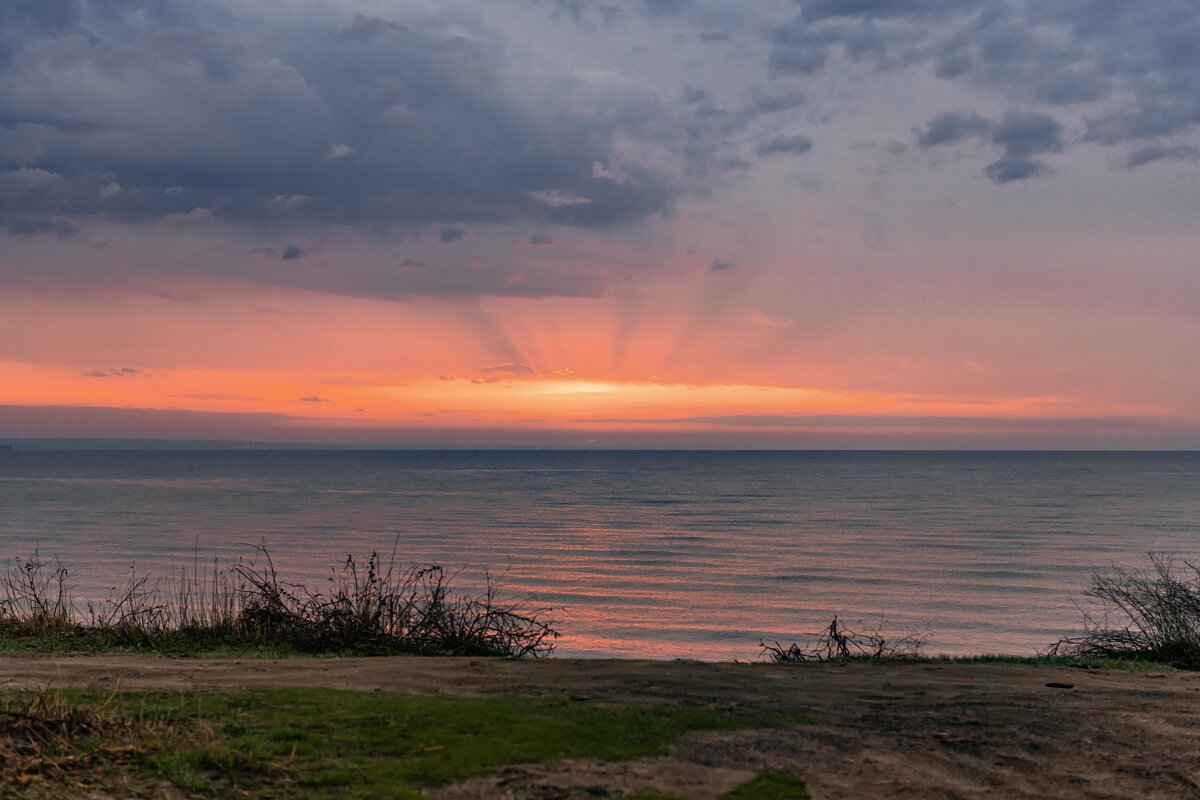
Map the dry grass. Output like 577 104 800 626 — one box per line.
0 546 557 658
0 689 146 790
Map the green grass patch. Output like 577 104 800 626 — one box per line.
3 687 806 799
722 773 810 799
0 632 307 658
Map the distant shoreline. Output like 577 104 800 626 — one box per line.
2 439 1198 452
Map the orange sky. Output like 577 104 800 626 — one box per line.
3 2 1200 448
2 258 1195 447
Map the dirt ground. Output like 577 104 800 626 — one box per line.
3 653 1199 799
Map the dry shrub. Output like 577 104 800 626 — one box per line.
232 547 557 656
762 616 928 663
0 545 557 658
0 550 74 638
1050 553 1200 668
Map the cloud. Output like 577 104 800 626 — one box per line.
984 157 1046 184
528 233 554 246
916 109 1061 183
915 112 992 148
440 227 466 243
339 14 409 41
174 393 263 402
298 395 327 403
265 194 313 212
991 111 1063 159
5 217 78 237
280 245 302 261
800 0 977 21
527 190 593 207
755 135 814 157
768 0 1200 171
0 168 58 192
1127 144 1200 168
481 362 537 376
0 2 682 236
741 91 806 117
160 207 214 225
750 309 793 327
710 258 734 271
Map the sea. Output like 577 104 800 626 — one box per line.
1 450 1197 660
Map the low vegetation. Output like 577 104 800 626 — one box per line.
0 687 807 799
0 547 557 657
761 616 928 663
1051 553 1200 669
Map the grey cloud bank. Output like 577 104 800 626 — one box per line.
0 1 681 236
1 0 1198 304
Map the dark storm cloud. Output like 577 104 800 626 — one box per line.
755 136 814 157
440 227 466 243
280 246 302 261
0 2 681 237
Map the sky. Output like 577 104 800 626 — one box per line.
1 0 1199 448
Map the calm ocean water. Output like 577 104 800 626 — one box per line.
1 450 1197 659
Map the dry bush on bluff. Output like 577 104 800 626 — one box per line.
1050 554 1200 668
761 616 928 663
0 547 557 658
0 551 74 638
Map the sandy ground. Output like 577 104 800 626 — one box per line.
3 654 1200 799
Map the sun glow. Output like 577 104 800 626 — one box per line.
0 357 1125 435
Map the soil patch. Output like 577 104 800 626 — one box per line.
2 654 1198 798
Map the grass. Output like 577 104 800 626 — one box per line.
0 546 557 658
782 653 1176 670
921 653 1178 670
0 687 808 799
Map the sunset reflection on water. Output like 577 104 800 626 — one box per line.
2 450 1198 660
